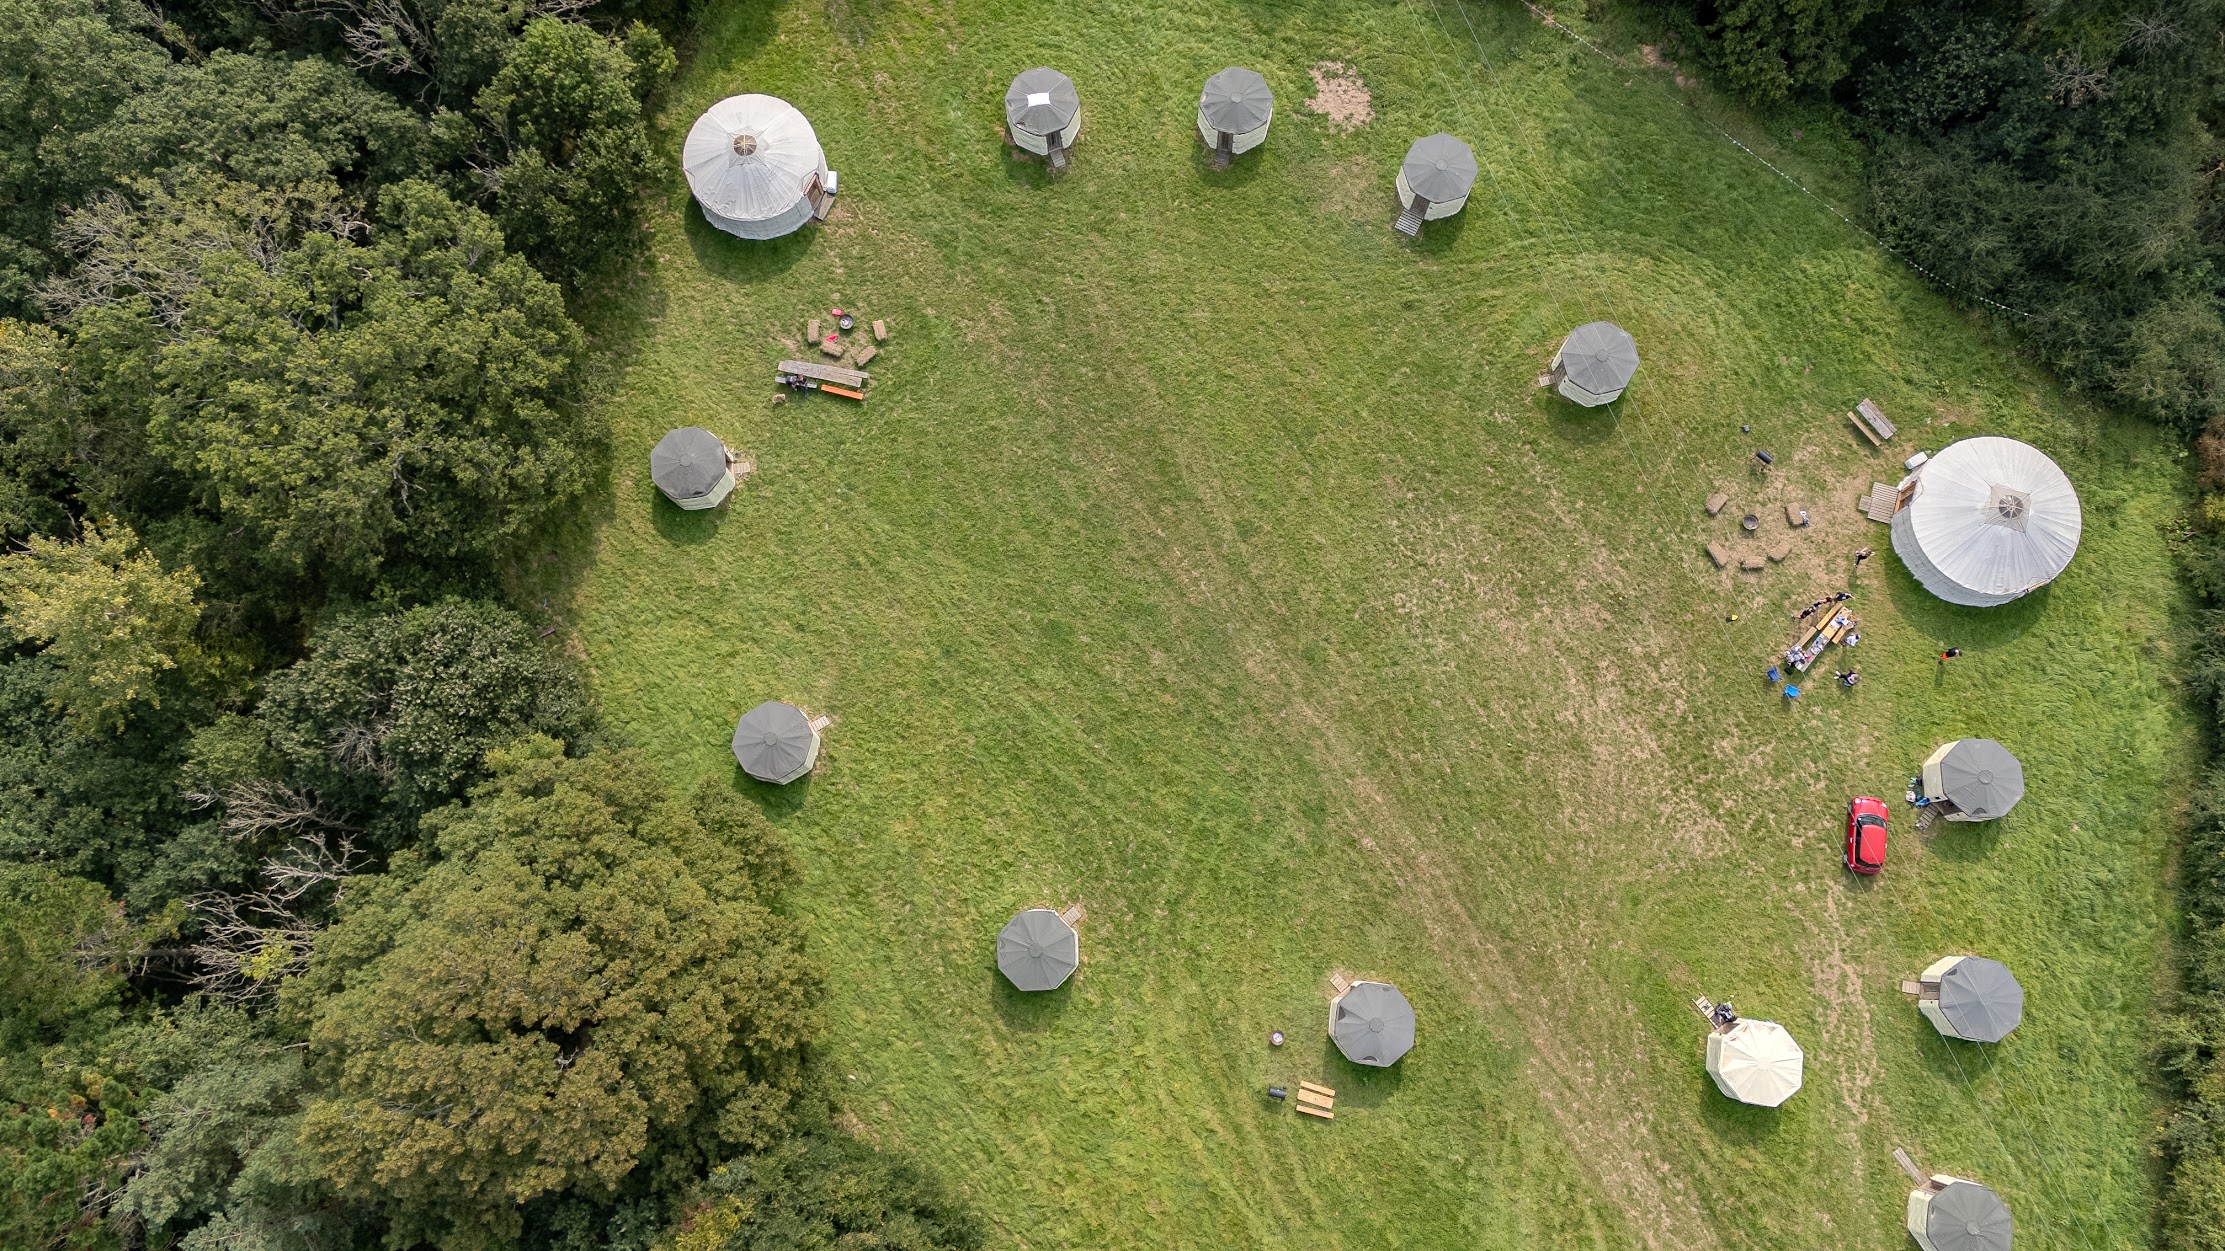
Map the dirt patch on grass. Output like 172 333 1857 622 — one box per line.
1304 61 1373 132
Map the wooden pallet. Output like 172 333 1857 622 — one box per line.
1862 482 1897 524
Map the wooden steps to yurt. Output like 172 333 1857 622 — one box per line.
1862 482 1898 524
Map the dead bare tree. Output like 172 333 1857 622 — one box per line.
258 0 590 91
184 777 351 848
187 827 364 1004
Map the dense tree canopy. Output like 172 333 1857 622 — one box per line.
289 740 820 1251
0 520 201 732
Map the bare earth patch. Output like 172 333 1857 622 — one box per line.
1304 61 1373 132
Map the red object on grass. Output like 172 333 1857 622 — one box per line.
1844 797 1888 874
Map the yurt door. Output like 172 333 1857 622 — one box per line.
804 172 830 220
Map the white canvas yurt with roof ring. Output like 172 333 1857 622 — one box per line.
1891 436 2082 607
1005 68 1081 158
683 94 833 240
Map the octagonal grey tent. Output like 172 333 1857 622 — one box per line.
1197 67 1272 161
1329 980 1415 1067
649 427 735 509
1005 68 1080 163
1921 739 2025 822
1891 436 2082 607
1394 133 1477 234
1918 955 2024 1043
732 700 820 785
996 908 1079 991
1549 322 1640 407
1907 1177 2013 1251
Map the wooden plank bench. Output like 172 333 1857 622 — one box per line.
778 359 870 388
1705 492 1729 517
1296 1089 1334 1109
872 319 888 342
1298 1081 1336 1099
1740 555 1765 572
1295 1103 1334 1120
821 384 865 401
1706 542 1730 569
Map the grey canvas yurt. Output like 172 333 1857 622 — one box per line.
1329 980 1415 1067
1549 322 1641 406
1906 1177 2013 1251
1394 133 1477 235
731 700 820 785
1917 955 2024 1043
1920 739 2025 822
683 94 833 240
649 427 734 510
1197 67 1272 163
1891 436 2082 607
996 908 1079 991
1005 68 1081 165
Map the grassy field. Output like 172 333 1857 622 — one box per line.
556 1 2193 1246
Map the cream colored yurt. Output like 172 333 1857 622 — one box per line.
1907 1177 2013 1251
1549 322 1640 406
1394 133 1477 235
1005 68 1081 163
683 94 833 240
731 700 820 785
1915 955 2024 1043
1197 67 1272 160
1704 1018 1804 1107
1890 436 2082 607
649 427 734 510
1920 739 2025 821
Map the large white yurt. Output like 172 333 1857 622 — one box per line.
1005 68 1081 160
1890 436 2082 607
1197 67 1273 159
1394 133 1477 233
1704 1018 1804 1107
683 94 833 240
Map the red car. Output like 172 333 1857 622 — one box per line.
1845 797 1888 874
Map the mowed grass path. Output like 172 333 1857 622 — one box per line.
563 1 2190 1246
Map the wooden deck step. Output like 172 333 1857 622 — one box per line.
1862 482 1897 524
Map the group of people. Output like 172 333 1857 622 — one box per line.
1765 551 1879 698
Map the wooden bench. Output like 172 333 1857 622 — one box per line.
821 384 865 401
1296 1089 1333 1109
1706 542 1730 569
1740 555 1765 572
778 360 870 388
1849 398 1895 445
1298 1081 1336 1099
1705 492 1729 516
1295 1103 1334 1120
